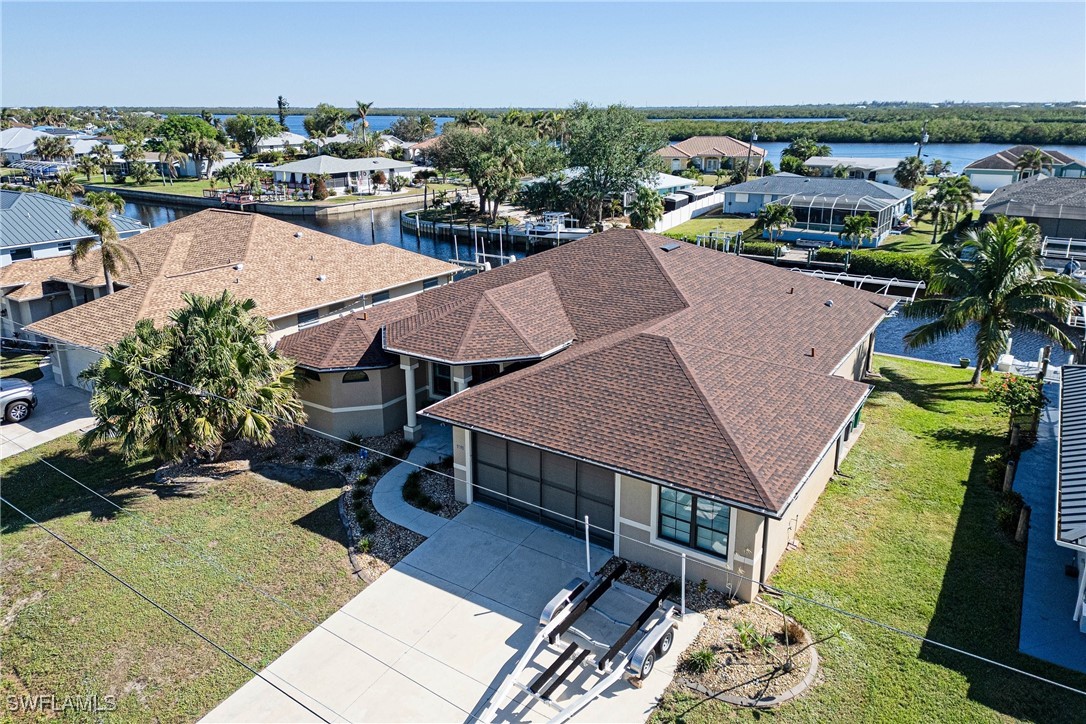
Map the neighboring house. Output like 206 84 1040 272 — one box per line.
255 131 309 153
10 209 458 387
655 136 766 173
0 127 52 162
980 176 1086 240
406 135 442 162
963 145 1086 192
722 174 915 246
1057 365 1086 634
0 190 147 267
122 149 241 179
522 169 696 213
270 155 416 194
278 228 893 598
803 156 903 185
69 137 124 159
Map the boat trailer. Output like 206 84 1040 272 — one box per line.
480 562 680 723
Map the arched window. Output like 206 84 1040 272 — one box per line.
342 370 369 383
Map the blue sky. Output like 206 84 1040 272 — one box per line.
3 2 1083 107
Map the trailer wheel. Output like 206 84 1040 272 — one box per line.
639 650 656 679
655 628 674 657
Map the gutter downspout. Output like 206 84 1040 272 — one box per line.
759 515 770 591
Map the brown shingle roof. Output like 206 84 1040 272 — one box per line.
276 296 419 370
19 209 458 348
656 136 767 160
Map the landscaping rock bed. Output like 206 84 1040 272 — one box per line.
406 455 465 519
599 558 820 708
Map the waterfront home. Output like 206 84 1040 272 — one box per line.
0 127 52 163
255 131 309 153
1056 365 1086 634
270 155 416 194
802 156 903 185
722 173 914 246
655 135 766 173
11 209 458 387
963 145 1086 192
980 176 1086 240
277 228 892 598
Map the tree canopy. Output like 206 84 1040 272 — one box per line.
225 114 283 156
79 291 306 462
304 103 349 137
157 115 218 144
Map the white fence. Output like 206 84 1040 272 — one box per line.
652 193 723 233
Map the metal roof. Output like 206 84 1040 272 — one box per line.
0 190 148 249
1058 365 1086 552
803 156 903 171
271 155 415 175
776 193 894 212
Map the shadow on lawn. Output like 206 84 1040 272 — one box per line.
919 424 1086 720
292 497 349 546
875 364 979 412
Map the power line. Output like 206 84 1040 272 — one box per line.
6 327 1086 699
0 433 486 722
0 495 344 723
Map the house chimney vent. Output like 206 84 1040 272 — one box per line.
295 232 304 238
825 300 834 307
233 263 244 271
317 274 326 282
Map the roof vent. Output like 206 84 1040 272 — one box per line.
317 274 326 282
825 300 834 307
233 263 244 271
660 242 681 252
295 232 303 238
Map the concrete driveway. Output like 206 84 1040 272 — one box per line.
204 504 702 723
0 374 94 459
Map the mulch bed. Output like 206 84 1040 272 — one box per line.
599 558 820 707
412 457 466 519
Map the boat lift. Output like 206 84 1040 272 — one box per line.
480 562 680 724
790 268 926 301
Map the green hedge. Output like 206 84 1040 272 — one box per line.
814 248 932 282
741 241 784 257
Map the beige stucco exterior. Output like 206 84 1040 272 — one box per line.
300 365 428 438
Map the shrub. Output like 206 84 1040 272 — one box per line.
984 452 1007 489
341 463 353 474
312 177 329 200
814 248 933 283
781 620 806 645
358 537 372 554
687 647 717 674
356 472 369 485
355 505 377 533
741 241 784 257
365 458 385 477
987 374 1046 418
438 455 454 470
996 490 1024 535
315 453 335 467
341 432 364 453
391 439 414 458
111 168 128 184
352 486 366 501
293 453 307 463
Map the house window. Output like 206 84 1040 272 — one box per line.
733 193 748 204
57 241 72 251
432 363 452 398
658 487 730 559
296 367 321 382
10 249 32 262
371 291 390 305
423 277 440 290
297 309 319 326
342 370 369 383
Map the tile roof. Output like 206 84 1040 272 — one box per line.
1 190 148 248
16 209 457 348
964 145 1084 171
724 173 914 201
656 136 767 159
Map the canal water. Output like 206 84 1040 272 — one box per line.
211 114 455 138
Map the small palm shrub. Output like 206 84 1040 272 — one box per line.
315 453 335 467
359 537 372 554
403 470 441 513
341 432 364 453
687 648 717 674
391 439 414 458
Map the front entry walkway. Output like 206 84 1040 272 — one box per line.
1013 384 1086 674
203 504 703 723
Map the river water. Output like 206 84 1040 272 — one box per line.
211 114 454 138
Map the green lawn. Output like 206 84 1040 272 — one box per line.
654 355 1086 723
0 434 363 722
0 349 44 382
663 213 756 238
85 177 218 198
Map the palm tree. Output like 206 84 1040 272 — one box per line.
75 155 100 182
754 203 796 244
92 142 114 181
894 156 927 189
42 171 83 200
904 216 1085 385
70 191 140 295
838 213 876 250
938 174 976 223
309 130 326 155
351 100 374 142
1014 147 1052 180
628 186 664 230
194 137 224 179
914 192 953 244
454 109 488 129
417 114 437 138
276 95 290 128
157 140 186 186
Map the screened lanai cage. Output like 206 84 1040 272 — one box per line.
774 192 896 241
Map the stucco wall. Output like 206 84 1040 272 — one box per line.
53 346 103 389
833 333 872 382
298 365 423 438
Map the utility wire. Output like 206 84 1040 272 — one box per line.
5 326 1086 699
0 495 343 723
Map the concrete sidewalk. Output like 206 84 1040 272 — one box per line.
0 371 93 459
1013 383 1086 673
371 419 453 537
203 504 703 723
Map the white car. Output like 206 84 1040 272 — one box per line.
0 378 37 423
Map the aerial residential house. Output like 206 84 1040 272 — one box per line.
980 176 1086 240
0 190 147 267
13 209 458 387
277 229 892 598
963 145 1086 192
1057 365 1086 635
255 131 309 153
802 157 904 185
722 174 915 247
655 136 767 173
270 155 416 194
0 127 53 163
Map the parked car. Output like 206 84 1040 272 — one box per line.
0 378 37 423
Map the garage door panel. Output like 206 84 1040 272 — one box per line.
476 463 507 496
508 473 541 516
542 451 577 492
577 462 615 505
508 442 540 478
577 497 614 535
